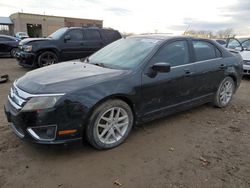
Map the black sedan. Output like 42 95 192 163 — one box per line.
4 35 243 149
0 35 20 57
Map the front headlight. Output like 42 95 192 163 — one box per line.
22 96 62 112
22 45 32 52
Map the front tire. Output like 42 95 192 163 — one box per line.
213 77 235 108
38 51 58 67
10 48 19 57
86 100 134 150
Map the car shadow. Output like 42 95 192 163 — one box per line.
242 75 250 80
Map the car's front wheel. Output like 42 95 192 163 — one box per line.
213 77 235 108
86 99 134 149
38 51 58 67
10 48 19 57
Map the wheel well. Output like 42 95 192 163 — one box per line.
228 75 237 86
82 95 136 135
36 49 59 60
88 95 135 120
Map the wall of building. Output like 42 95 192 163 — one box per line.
10 13 65 37
64 17 102 28
10 13 103 37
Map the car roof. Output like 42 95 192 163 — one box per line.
67 27 117 31
128 34 206 41
0 34 16 39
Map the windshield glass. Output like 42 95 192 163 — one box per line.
88 37 161 69
48 28 68 39
19 33 27 36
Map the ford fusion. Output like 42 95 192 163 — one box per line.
4 35 243 149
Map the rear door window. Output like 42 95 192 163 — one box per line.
193 41 221 61
151 40 190 67
84 30 101 40
103 30 121 43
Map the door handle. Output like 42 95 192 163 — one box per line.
184 69 193 77
219 64 226 69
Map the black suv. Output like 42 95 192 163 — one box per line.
16 27 121 67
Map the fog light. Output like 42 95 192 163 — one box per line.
27 125 57 141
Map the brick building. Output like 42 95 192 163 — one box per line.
0 12 103 37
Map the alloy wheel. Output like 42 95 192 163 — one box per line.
96 107 129 144
219 80 233 106
39 52 58 67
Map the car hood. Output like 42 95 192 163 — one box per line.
240 51 250 61
16 60 127 94
20 37 52 45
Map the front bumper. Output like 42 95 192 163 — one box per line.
4 95 84 145
15 51 36 68
243 61 250 75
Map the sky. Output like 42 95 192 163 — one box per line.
0 0 250 36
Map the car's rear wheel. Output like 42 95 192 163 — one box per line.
10 48 19 57
38 51 58 67
213 77 235 108
86 99 133 149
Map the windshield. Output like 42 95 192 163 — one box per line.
19 33 27 36
227 38 250 49
88 37 161 69
48 28 68 39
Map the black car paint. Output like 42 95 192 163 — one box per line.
4 36 243 144
15 27 122 67
0 35 19 56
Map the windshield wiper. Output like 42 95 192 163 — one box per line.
93 62 106 68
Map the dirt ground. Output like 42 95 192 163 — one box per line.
0 58 249 188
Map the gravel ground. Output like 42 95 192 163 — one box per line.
0 58 250 188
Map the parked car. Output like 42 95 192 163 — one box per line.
226 37 250 75
5 35 243 149
0 35 20 57
15 27 122 68
15 32 29 40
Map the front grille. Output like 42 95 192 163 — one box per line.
8 82 29 110
18 45 23 50
243 60 250 65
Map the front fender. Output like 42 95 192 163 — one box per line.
57 76 141 122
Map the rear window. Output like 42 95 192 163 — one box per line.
193 41 221 61
102 30 121 43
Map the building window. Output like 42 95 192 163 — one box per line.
0 25 10 35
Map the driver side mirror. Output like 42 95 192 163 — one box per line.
64 34 71 42
152 62 171 73
147 62 171 78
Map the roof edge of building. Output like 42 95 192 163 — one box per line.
10 12 103 22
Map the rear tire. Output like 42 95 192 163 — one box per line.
38 51 58 67
213 77 235 108
86 99 134 150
